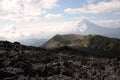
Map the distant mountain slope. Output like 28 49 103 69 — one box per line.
42 34 120 51
20 38 48 47
77 20 120 38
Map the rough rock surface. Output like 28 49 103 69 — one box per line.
0 41 120 80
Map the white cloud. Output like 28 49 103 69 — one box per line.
21 21 76 35
44 14 63 20
40 0 59 9
114 12 120 15
64 0 120 14
0 18 120 41
0 20 79 40
78 23 87 32
94 19 120 28
74 16 91 21
4 24 16 34
0 0 59 22
0 24 30 41
1 25 21 40
87 0 95 4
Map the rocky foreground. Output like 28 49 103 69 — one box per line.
0 41 120 80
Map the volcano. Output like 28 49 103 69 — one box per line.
76 20 120 38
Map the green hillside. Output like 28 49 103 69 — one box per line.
42 34 120 51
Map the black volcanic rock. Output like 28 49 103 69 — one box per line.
0 41 120 80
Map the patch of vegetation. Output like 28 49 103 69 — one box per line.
43 34 120 51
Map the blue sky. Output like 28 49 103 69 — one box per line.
0 0 120 41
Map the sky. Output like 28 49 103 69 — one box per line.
0 0 120 41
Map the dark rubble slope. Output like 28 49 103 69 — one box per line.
0 41 120 80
